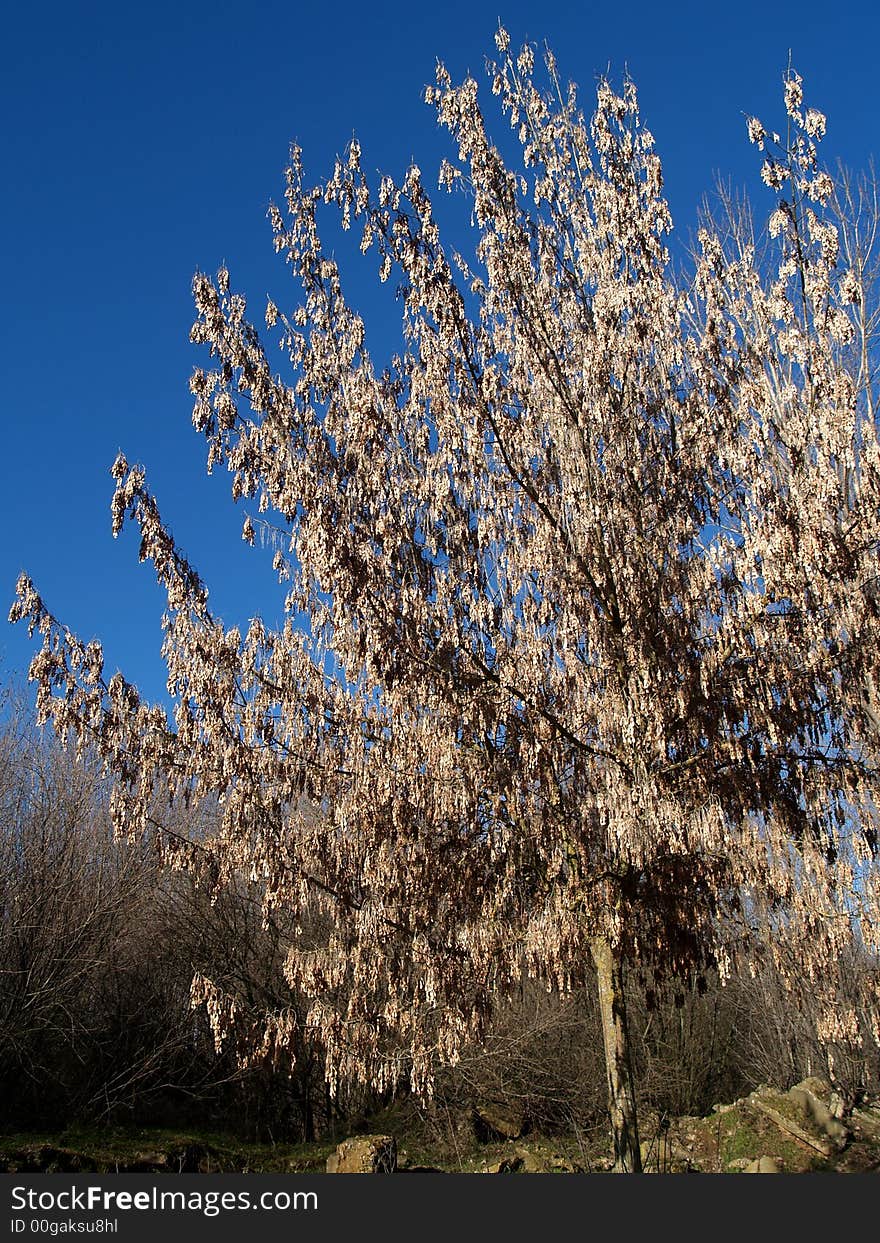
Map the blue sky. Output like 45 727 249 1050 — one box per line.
2 0 878 708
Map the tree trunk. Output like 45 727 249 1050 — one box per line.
591 935 642 1172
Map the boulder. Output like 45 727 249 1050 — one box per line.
788 1082 849 1152
326 1135 397 1174
744 1155 782 1173
513 1145 552 1173
484 1157 523 1173
474 1101 525 1140
639 1133 676 1173
130 1151 172 1172
750 1087 843 1159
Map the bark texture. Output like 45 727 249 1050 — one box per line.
592 936 642 1173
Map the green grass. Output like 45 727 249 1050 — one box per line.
0 1125 336 1174
678 1104 830 1173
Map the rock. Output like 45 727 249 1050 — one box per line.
130 1151 171 1172
325 1135 397 1174
792 1076 833 1101
474 1101 525 1140
639 1133 675 1172
788 1084 849 1152
750 1088 842 1158
513 1146 552 1173
744 1155 782 1173
484 1157 523 1173
828 1091 849 1121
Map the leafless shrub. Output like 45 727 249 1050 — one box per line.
0 694 326 1137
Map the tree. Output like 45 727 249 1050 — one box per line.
10 29 880 1170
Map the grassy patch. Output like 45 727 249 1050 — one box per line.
675 1104 831 1173
0 1126 335 1174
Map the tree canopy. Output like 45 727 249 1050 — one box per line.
11 28 880 1169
